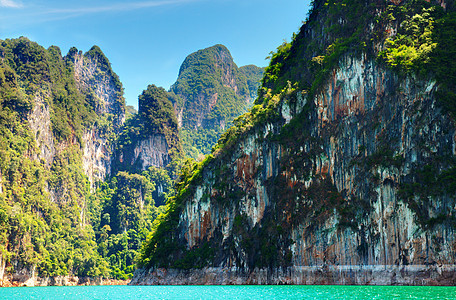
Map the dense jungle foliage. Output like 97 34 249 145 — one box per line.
0 37 169 280
113 84 182 177
0 38 256 280
4 0 454 281
0 37 109 278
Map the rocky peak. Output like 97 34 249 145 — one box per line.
65 45 126 188
114 85 181 174
169 44 264 157
68 46 125 128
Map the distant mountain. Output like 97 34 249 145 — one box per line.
169 44 264 158
113 84 181 174
125 105 137 119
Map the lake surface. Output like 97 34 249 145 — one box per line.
1 285 455 299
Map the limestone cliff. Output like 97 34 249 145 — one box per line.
0 38 125 283
25 45 125 189
170 44 264 157
133 0 456 285
113 84 181 173
69 46 125 188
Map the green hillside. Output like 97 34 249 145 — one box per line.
170 44 264 158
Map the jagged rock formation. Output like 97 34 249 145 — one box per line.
24 44 125 189
113 84 181 173
170 44 264 157
134 0 456 285
69 46 125 188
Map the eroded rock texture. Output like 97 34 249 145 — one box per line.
133 53 456 284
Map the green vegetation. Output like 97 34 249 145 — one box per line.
139 156 214 268
0 37 115 278
139 0 456 271
260 0 373 99
0 38 177 280
125 105 137 120
138 85 179 140
170 44 264 159
399 161 456 228
378 0 456 118
3 0 455 278
87 167 172 279
0 38 97 143
138 0 380 269
102 84 183 278
114 84 182 176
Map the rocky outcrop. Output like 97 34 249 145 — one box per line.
133 135 169 171
71 48 124 126
0 38 127 284
170 44 264 156
28 93 55 165
113 84 180 174
132 49 456 285
24 46 125 189
132 0 456 286
170 44 252 130
70 47 125 188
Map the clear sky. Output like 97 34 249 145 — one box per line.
0 0 311 108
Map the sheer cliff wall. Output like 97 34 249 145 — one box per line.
133 53 456 285
132 0 456 285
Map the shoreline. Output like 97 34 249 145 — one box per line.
130 265 456 286
0 277 130 287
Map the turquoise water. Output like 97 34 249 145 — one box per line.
0 285 455 299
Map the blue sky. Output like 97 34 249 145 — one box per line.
0 0 311 108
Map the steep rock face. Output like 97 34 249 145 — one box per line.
134 52 456 285
24 46 125 188
0 38 125 283
71 47 124 126
170 44 264 157
113 85 181 174
133 135 169 171
28 93 55 165
117 134 171 172
134 0 456 282
70 47 125 187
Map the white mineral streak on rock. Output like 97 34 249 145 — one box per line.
183 186 214 248
133 135 169 170
73 52 125 188
133 53 456 285
0 255 5 281
82 129 111 189
28 93 55 165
